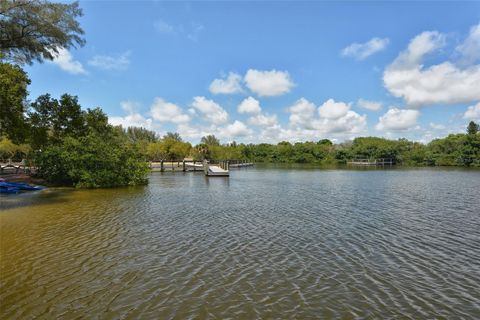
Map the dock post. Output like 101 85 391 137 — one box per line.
160 160 164 172
203 160 209 175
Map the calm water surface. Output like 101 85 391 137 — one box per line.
1 167 480 319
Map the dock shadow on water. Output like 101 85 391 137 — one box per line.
1 167 480 319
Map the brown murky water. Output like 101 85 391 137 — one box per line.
1 167 480 319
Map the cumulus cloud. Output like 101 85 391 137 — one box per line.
220 120 253 138
150 98 190 124
456 22 480 65
191 96 229 124
209 72 243 94
288 98 316 128
88 51 131 70
341 37 389 60
48 47 87 75
357 99 383 111
463 102 480 119
109 101 153 129
383 27 480 107
318 99 350 119
238 96 261 114
287 98 367 138
375 108 420 131
244 69 294 97
248 113 278 127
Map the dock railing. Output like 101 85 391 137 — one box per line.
347 158 395 166
148 159 253 172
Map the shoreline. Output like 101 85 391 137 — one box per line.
0 172 47 186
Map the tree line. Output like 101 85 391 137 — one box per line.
119 124 480 167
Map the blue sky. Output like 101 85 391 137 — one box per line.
24 1 480 143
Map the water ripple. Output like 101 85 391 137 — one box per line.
1 168 480 319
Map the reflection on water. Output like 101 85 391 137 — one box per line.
1 168 480 319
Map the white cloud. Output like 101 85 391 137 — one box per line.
456 22 480 65
392 31 446 68
383 27 480 107
286 98 367 139
120 100 141 114
209 72 243 94
244 69 294 97
154 19 175 34
191 96 229 124
288 98 316 128
463 102 480 119
318 99 350 119
357 99 383 111
109 101 153 129
48 47 87 75
88 51 130 70
150 98 190 124
220 120 253 138
313 111 367 135
376 108 420 131
248 113 278 127
341 37 389 60
238 96 261 114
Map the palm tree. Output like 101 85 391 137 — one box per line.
200 135 220 146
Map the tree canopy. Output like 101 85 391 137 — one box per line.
0 0 85 64
0 62 30 142
201 135 220 146
467 121 479 135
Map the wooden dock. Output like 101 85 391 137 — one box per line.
149 160 204 172
347 158 395 166
149 159 253 176
0 159 32 173
204 160 229 177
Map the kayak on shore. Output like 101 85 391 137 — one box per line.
0 181 44 194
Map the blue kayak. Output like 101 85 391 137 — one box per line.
0 181 43 192
0 185 20 194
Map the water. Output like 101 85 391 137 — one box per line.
1 167 480 319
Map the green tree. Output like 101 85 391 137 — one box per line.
0 0 85 64
0 62 31 142
146 141 167 161
163 132 182 142
317 139 333 146
467 121 479 135
201 134 220 146
28 93 86 148
125 126 158 143
35 128 149 187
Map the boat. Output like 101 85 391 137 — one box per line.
0 181 43 192
0 184 20 194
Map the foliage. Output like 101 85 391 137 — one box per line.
35 129 149 188
467 121 479 135
0 136 30 159
427 133 480 167
0 62 30 143
28 93 87 149
0 0 85 64
163 132 182 142
145 136 192 161
124 126 158 143
201 135 220 146
25 93 150 187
